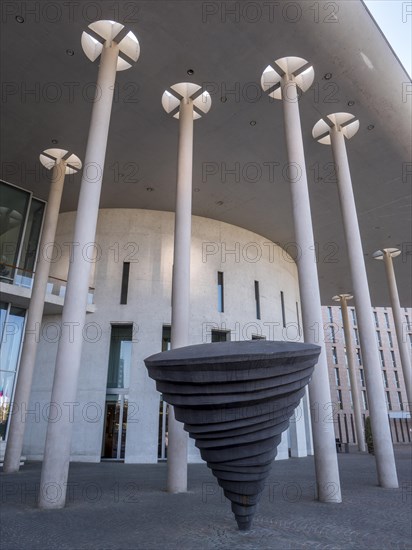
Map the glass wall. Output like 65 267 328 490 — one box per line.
102 325 133 460
0 302 26 441
106 325 133 389
0 181 45 286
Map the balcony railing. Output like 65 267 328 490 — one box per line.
0 263 95 305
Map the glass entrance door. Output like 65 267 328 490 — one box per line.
101 324 133 461
102 392 128 460
158 397 168 461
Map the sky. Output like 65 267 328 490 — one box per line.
364 0 412 76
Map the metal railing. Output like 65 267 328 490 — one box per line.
0 262 95 305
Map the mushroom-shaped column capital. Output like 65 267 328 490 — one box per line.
81 20 140 71
162 82 212 120
261 56 314 100
39 148 82 175
313 113 359 146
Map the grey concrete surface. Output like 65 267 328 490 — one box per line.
1 446 411 550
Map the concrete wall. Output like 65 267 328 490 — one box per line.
24 208 304 463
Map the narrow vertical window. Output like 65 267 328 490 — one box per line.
394 370 400 388
217 272 224 313
351 308 357 326
327 306 333 323
120 262 130 305
255 281 261 320
162 326 171 351
332 346 338 364
397 392 404 411
362 390 368 410
334 367 340 386
337 389 343 410
376 330 382 347
280 291 286 328
296 302 301 335
386 391 392 411
359 368 365 386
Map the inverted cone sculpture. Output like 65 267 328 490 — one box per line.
145 341 320 530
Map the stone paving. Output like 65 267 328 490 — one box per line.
1 445 411 550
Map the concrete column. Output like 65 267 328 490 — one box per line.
168 98 194 493
334 294 366 452
281 78 341 502
374 249 412 407
39 42 122 510
38 22 140 508
3 151 81 473
261 58 341 501
327 122 398 488
162 83 212 493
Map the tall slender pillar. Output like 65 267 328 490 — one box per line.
3 149 81 474
38 21 140 509
261 57 341 502
161 83 212 492
313 113 398 488
372 248 412 406
333 294 366 452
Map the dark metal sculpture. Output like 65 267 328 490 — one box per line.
145 340 320 530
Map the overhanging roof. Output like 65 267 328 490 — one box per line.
1 0 411 306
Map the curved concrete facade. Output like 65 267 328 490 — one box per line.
23 209 306 464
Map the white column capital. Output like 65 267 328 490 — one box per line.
81 19 140 71
333 293 354 304
162 83 212 120
313 113 360 146
39 148 82 175
372 248 401 261
261 56 314 100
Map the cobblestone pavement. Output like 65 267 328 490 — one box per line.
1 446 411 550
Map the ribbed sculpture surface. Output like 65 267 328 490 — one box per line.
145 341 321 530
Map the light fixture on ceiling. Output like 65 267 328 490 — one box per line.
250 120 256 126
15 15 24 23
221 97 227 103
66 49 75 56
187 69 194 75
347 100 355 106
215 200 224 206
51 139 58 144
324 73 332 80
146 187 154 192
367 124 375 130
194 188 200 192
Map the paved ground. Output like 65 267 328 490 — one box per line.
1 446 411 550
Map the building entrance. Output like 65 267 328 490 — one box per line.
101 325 133 461
102 392 129 460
